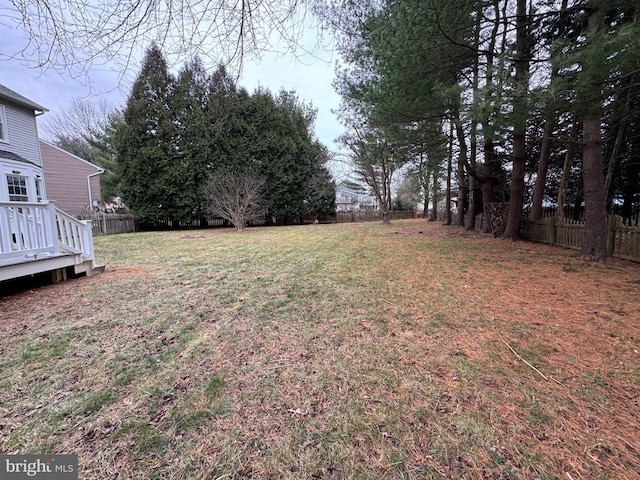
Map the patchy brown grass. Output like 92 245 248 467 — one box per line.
1 219 639 479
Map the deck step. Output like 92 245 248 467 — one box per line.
73 260 105 277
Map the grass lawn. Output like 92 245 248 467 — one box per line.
1 219 639 479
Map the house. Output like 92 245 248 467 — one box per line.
0 83 103 284
40 140 104 216
335 180 378 212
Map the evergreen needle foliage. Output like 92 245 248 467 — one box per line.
115 47 336 228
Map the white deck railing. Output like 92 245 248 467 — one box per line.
0 201 95 263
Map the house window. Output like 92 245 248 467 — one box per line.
0 105 7 143
7 175 29 202
35 176 43 202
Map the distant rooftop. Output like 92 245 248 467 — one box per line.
0 83 48 113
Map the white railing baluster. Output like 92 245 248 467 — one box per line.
0 201 96 264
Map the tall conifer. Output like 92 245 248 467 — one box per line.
116 45 179 226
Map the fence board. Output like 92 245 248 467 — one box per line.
555 218 584 250
522 216 640 262
81 213 136 235
614 226 640 261
334 210 414 223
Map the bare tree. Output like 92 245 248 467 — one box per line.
341 128 402 224
1 0 311 82
40 97 115 142
206 170 265 231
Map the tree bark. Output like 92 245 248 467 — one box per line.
466 0 482 232
423 186 430 219
580 2 608 261
530 118 554 220
556 121 579 217
456 163 466 226
452 110 468 227
503 0 529 240
430 172 438 221
454 107 467 227
582 117 607 260
443 120 453 225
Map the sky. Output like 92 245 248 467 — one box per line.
0 10 348 176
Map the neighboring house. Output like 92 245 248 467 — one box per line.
335 180 378 212
0 83 103 283
40 140 104 216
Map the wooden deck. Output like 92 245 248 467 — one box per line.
0 201 103 283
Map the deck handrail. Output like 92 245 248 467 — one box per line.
0 201 95 262
54 205 95 260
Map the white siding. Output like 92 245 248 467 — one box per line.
1 101 43 166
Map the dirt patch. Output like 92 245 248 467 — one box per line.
106 266 152 278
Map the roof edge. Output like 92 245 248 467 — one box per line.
0 83 48 113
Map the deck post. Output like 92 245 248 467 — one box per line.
45 201 60 255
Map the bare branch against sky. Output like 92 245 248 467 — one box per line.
0 0 314 84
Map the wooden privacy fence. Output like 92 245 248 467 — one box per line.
522 215 640 262
334 210 415 223
82 213 136 235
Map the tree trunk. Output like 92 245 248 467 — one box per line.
456 159 466 227
430 172 438 221
423 187 430 219
530 119 554 220
556 121 578 217
466 0 481 232
582 117 607 260
481 141 496 233
580 2 608 261
467 177 476 230
443 120 453 225
453 111 468 227
503 0 529 240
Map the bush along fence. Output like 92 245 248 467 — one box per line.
522 213 640 262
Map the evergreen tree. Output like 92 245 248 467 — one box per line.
305 143 337 220
169 57 212 222
115 48 334 227
115 45 182 227
205 65 251 174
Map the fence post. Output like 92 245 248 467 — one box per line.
550 216 557 245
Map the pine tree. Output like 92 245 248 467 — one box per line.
169 57 212 223
116 45 181 227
